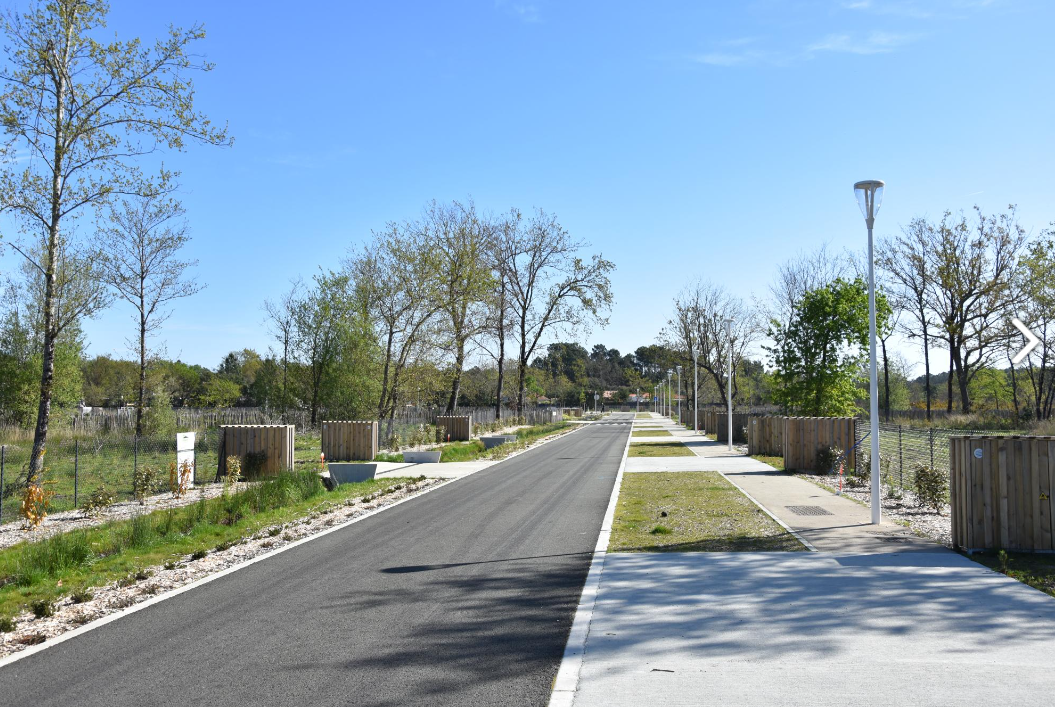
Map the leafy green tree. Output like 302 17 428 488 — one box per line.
767 277 890 416
0 0 230 483
201 377 241 408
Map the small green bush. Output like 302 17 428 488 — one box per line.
70 589 94 604
913 463 948 511
190 549 207 560
81 486 117 517
0 616 14 632
815 446 843 474
30 598 54 618
650 525 673 535
132 465 161 503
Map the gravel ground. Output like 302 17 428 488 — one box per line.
0 483 252 551
797 472 952 547
0 478 444 658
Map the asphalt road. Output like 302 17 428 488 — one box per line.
0 415 632 707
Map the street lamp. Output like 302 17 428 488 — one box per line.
692 346 699 435
676 365 682 425
666 369 673 419
855 179 885 525
725 318 733 452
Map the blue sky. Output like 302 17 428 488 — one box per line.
3 0 1052 372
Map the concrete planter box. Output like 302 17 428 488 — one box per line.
327 462 378 486
481 435 518 450
402 451 441 464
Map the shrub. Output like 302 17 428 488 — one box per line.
20 472 55 529
141 387 176 437
132 465 161 503
815 446 843 475
223 456 241 495
650 525 673 535
0 617 14 632
913 463 948 511
70 589 94 604
81 486 117 517
30 598 54 618
169 460 191 499
387 433 400 451
190 549 207 560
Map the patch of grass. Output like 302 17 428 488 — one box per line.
436 422 570 463
373 452 404 463
635 413 651 419
969 551 1055 599
751 455 785 471
627 442 695 457
610 471 805 552
0 473 415 624
631 430 672 438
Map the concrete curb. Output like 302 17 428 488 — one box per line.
0 423 584 670
549 416 633 707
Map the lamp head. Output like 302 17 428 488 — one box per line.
854 180 885 227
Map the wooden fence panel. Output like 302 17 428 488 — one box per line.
218 424 295 477
713 413 750 444
436 415 473 442
782 417 856 473
321 421 378 461
949 435 1055 551
748 416 786 457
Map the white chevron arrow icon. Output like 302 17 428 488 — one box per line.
1011 317 1041 364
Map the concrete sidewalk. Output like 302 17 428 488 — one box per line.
559 413 1055 705
571 552 1055 706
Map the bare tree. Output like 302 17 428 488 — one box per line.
768 243 850 325
927 207 1027 413
419 200 496 414
263 278 304 413
664 280 760 406
878 218 938 419
98 194 201 435
501 209 615 414
0 1 230 483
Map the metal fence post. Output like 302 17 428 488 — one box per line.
1 444 5 523
929 428 935 470
134 434 139 484
898 425 903 489
74 438 79 508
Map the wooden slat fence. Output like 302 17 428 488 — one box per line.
951 436 1055 552
783 417 856 473
748 416 786 457
321 421 378 461
436 415 472 442
218 424 295 478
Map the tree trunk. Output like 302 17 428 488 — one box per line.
1009 354 1020 419
952 348 972 414
135 309 147 437
922 325 932 421
26 54 66 485
881 336 890 422
446 337 466 414
947 347 954 413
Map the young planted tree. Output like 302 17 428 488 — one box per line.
98 194 201 436
263 278 304 413
501 209 614 414
0 0 229 483
1017 231 1055 419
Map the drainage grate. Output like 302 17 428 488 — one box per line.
785 505 834 517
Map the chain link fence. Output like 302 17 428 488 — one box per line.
854 419 1022 491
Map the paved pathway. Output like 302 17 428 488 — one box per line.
564 412 1055 706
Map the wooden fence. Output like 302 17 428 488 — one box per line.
951 436 1055 551
436 415 472 442
217 425 295 478
748 416 786 457
783 417 856 473
702 410 749 443
321 421 378 461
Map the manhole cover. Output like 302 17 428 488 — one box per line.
785 505 834 516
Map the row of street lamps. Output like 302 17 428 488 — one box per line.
646 180 885 524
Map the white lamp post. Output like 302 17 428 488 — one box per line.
725 318 733 452
666 369 673 418
676 365 682 425
693 347 699 435
855 179 885 525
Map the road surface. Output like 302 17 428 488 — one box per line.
0 415 632 707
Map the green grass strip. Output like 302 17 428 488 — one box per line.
610 471 805 552
631 430 672 438
0 473 415 621
627 441 695 457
